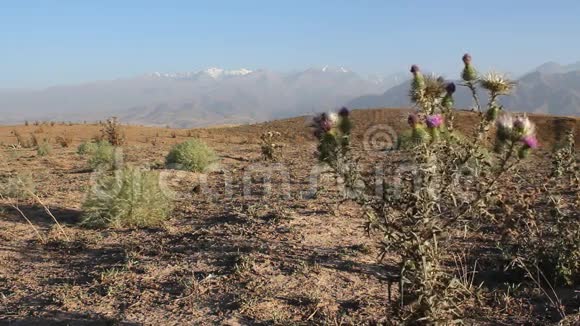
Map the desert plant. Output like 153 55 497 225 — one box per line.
165 139 218 172
100 117 125 146
551 129 577 180
0 173 35 199
501 128 579 288
77 141 99 155
36 141 52 156
310 107 363 198
260 131 284 161
56 132 74 148
88 141 121 171
81 166 172 228
313 54 541 323
11 130 33 148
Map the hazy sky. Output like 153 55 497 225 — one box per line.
1 0 579 88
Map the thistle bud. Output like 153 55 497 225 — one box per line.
410 65 425 102
462 53 472 65
410 65 420 74
495 114 514 143
461 53 477 82
442 94 454 109
408 113 419 127
442 82 456 109
445 82 456 94
486 106 499 122
338 116 352 136
338 107 350 117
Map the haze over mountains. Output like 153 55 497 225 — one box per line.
349 62 580 116
0 62 578 127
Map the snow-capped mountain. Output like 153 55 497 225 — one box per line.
148 68 253 80
0 67 391 127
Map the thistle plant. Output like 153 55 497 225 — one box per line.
369 55 537 323
354 54 536 323
311 107 362 198
501 127 579 289
260 131 284 161
551 129 577 181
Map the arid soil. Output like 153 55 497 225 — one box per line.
0 109 578 325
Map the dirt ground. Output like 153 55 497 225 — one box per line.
0 109 578 325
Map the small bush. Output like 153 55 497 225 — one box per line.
36 141 52 156
0 174 35 199
81 167 172 228
165 139 218 172
100 117 125 146
87 141 120 171
77 141 98 155
260 131 284 161
56 132 73 147
11 130 33 148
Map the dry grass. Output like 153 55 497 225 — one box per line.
0 109 578 324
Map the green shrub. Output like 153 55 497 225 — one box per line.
165 139 218 172
81 167 172 228
77 141 98 155
87 141 120 171
36 141 52 156
0 174 35 199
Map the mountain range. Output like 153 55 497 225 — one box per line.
0 67 404 127
0 62 578 128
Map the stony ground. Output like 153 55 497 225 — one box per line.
0 109 578 325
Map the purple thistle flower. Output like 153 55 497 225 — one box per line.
338 107 350 117
410 65 420 74
426 114 444 128
311 113 333 137
521 135 539 149
513 115 535 136
446 82 456 94
319 115 333 132
462 53 472 65
408 113 419 127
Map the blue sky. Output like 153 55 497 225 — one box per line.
1 0 579 88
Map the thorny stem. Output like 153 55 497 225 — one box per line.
442 140 520 229
437 90 499 198
466 81 482 112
